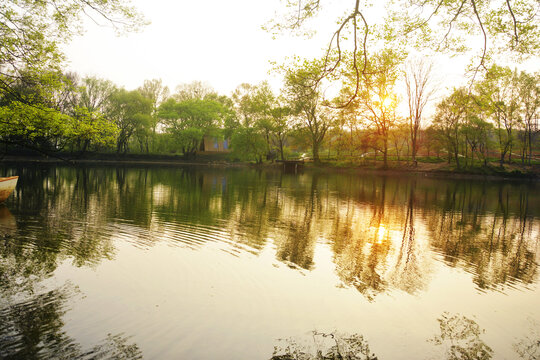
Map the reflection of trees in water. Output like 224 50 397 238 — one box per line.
332 178 392 300
331 178 431 300
0 168 118 298
426 182 538 290
0 285 142 359
429 312 493 360
271 331 377 360
274 174 320 270
386 181 431 295
2 165 538 298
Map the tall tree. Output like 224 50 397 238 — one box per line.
138 79 170 152
404 58 436 165
354 49 403 168
270 102 292 161
476 65 520 165
0 71 74 153
108 89 152 154
516 71 539 165
158 97 228 158
232 82 277 156
282 58 334 164
78 77 117 114
432 88 470 169
0 0 144 155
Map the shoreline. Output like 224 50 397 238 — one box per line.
1 155 538 181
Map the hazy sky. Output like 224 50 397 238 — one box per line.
62 0 484 98
64 0 325 94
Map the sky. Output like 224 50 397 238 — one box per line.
62 0 500 101
64 0 327 95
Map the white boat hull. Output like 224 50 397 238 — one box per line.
0 176 18 203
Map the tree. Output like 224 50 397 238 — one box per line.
331 92 367 158
0 0 144 98
282 58 334 164
66 76 118 153
476 65 520 165
389 121 410 163
423 126 445 159
432 88 470 169
516 71 539 165
461 111 493 166
230 127 267 163
270 103 292 161
78 76 117 113
0 0 144 156
158 97 228 158
138 79 170 153
232 82 276 155
66 107 118 153
0 71 75 153
108 89 152 154
351 49 403 168
404 58 436 165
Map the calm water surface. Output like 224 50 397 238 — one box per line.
0 165 539 359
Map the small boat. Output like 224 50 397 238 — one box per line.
0 176 18 203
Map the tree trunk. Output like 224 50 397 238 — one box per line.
312 140 320 164
411 130 417 165
454 144 460 169
528 125 532 165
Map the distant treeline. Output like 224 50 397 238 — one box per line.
0 62 538 168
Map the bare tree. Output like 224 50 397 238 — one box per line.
404 58 436 166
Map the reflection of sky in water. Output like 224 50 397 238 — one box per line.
0 166 538 359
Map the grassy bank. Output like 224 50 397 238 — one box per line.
1 152 538 180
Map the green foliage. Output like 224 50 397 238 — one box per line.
0 71 78 152
230 126 267 163
108 89 153 154
78 76 117 113
158 97 231 157
475 65 535 164
0 0 145 95
339 49 405 168
0 0 144 156
66 107 118 151
0 100 69 150
432 88 470 168
281 57 334 163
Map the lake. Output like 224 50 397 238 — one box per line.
0 165 538 359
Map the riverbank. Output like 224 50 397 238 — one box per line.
1 153 538 180
305 160 539 181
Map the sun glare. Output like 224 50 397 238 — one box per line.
376 224 387 244
380 95 396 109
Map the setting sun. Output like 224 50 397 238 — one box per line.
376 224 387 243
